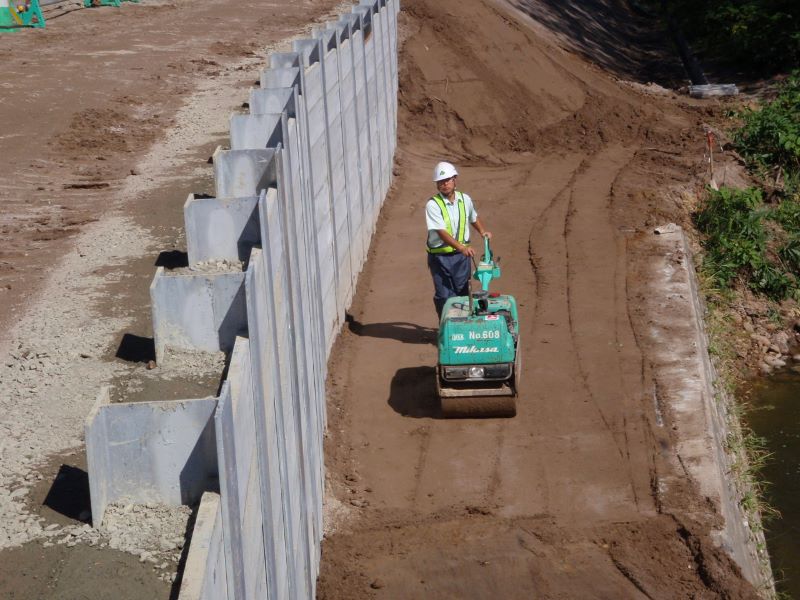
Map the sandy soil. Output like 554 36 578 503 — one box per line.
317 0 761 597
0 0 767 598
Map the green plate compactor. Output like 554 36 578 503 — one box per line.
437 236 520 418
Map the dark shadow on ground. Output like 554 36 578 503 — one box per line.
115 333 156 363
508 0 686 85
155 250 189 269
42 465 92 524
388 366 441 418
345 313 437 345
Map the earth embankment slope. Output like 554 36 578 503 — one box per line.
318 0 759 597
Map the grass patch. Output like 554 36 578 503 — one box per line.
694 186 799 299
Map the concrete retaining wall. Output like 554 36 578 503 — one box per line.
678 232 773 590
634 226 773 592
183 194 260 265
86 1 399 598
85 389 218 525
150 267 247 362
177 492 228 600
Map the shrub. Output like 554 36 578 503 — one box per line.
695 186 798 298
733 73 800 194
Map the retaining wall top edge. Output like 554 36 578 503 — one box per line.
99 396 218 412
149 266 165 293
85 386 111 425
158 269 246 280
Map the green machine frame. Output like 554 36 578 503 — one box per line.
0 0 44 31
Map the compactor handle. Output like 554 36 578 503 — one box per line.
473 234 501 292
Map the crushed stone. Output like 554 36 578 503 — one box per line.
102 502 192 567
167 258 245 275
0 215 157 551
152 347 226 380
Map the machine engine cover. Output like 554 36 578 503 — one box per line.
438 293 518 366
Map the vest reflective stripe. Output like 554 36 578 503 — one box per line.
427 192 468 254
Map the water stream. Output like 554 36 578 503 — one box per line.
746 370 800 598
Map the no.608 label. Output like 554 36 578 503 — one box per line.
469 330 500 340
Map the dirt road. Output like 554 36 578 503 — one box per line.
0 0 763 597
318 0 759 597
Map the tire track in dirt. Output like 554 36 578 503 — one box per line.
319 0 760 596
563 145 655 516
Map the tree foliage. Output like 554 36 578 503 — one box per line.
663 0 800 72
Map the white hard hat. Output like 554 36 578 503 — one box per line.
433 161 458 182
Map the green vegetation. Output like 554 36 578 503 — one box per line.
725 403 780 530
661 0 800 73
695 186 797 298
733 73 800 193
695 74 800 299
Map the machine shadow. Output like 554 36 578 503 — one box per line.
388 366 441 418
345 313 436 345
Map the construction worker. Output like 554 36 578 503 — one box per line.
426 161 492 318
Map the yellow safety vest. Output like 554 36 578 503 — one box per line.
427 192 468 254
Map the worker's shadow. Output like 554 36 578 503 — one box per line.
388 366 441 418
345 313 436 345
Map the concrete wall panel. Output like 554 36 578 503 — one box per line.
150 268 247 360
184 194 259 266
258 190 313 598
259 67 300 91
214 148 277 200
214 338 269 600
86 389 218 526
214 383 245 600
230 114 282 151
244 248 289 600
178 492 228 600
249 87 295 117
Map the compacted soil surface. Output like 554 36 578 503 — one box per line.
0 0 765 598
317 0 762 598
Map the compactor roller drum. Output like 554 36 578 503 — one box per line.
437 237 520 418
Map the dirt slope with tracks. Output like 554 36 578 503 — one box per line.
318 0 759 597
